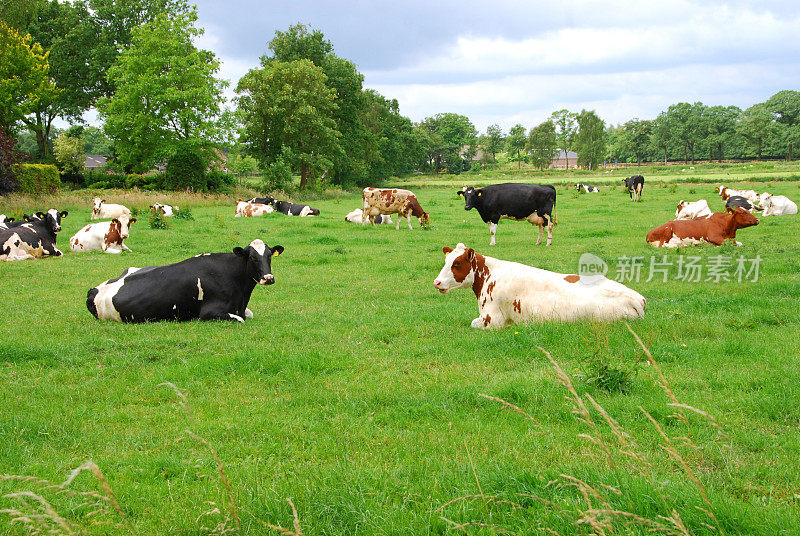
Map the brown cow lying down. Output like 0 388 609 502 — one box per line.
646 207 758 247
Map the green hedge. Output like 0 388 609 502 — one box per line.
16 164 60 195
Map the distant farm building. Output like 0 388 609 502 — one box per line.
84 154 108 170
551 150 578 169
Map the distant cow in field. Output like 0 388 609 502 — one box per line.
458 183 557 246
70 216 137 254
362 187 430 229
235 199 273 217
273 200 320 217
759 193 797 216
345 208 391 224
623 175 644 202
433 243 646 329
150 203 177 217
675 199 712 220
0 209 68 261
91 197 131 220
576 183 599 193
87 239 284 323
716 186 760 206
646 207 758 247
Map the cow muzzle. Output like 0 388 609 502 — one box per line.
433 279 448 293
259 274 275 285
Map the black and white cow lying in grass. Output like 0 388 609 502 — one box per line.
576 183 599 193
0 209 68 261
273 200 320 217
87 239 284 323
433 243 646 329
344 208 392 224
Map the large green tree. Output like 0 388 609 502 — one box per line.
550 109 577 167
574 109 606 170
23 0 100 157
622 118 652 166
766 90 800 160
664 102 707 164
737 103 774 160
651 112 674 164
482 124 504 166
418 113 477 173
0 21 58 133
98 10 227 172
237 59 340 189
703 105 740 162
527 120 557 170
505 123 526 169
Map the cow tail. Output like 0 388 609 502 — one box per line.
552 201 558 226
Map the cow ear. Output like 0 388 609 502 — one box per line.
102 199 106 203
443 246 453 254
477 191 482 197
23 214 31 222
112 218 120 225
726 206 734 214
36 211 45 218
271 245 284 257
130 218 137 224
59 211 68 218
457 190 464 196
233 247 246 256
466 248 475 261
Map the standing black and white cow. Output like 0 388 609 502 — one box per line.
273 199 320 217
623 175 644 202
87 239 284 323
458 183 557 246
0 209 68 261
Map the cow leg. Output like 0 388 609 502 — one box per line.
121 243 132 252
406 210 413 230
545 215 553 246
199 306 245 323
489 222 497 245
245 307 254 319
536 224 543 245
471 307 504 329
396 214 401 230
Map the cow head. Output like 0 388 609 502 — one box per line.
716 186 726 197
675 200 686 218
458 186 480 210
233 239 284 286
757 192 771 210
434 243 476 293
113 215 137 239
420 211 431 227
0 215 13 224
92 197 103 216
42 208 68 233
727 206 759 228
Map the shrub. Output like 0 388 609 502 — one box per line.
53 133 86 175
85 171 126 189
205 170 233 192
148 209 169 229
585 357 636 394
125 173 147 189
15 163 60 195
173 206 193 220
261 158 293 191
0 127 27 194
165 146 206 191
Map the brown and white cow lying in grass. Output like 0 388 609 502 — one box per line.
433 243 646 329
646 207 759 247
362 187 430 229
716 186 760 206
70 216 137 254
235 199 274 217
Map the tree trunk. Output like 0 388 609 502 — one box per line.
789 141 793 161
636 153 641 166
663 148 667 165
300 162 308 189
564 148 568 169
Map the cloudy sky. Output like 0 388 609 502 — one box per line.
191 0 800 132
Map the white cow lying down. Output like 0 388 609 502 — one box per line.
433 243 646 329
759 193 797 216
344 208 392 224
91 197 131 220
675 199 712 220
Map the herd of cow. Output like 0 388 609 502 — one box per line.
1 176 796 329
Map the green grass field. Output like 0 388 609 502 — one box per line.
1 175 800 535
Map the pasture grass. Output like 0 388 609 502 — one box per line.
1 177 799 534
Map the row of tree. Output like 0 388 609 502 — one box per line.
3 0 800 190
